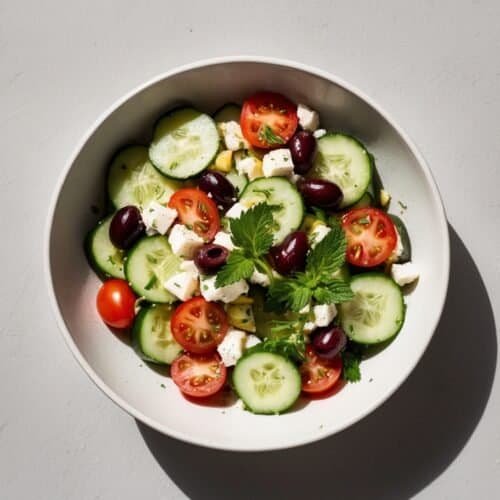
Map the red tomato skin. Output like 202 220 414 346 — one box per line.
300 346 342 394
168 188 220 241
170 297 229 355
240 91 298 149
341 207 397 267
96 279 136 329
171 353 227 398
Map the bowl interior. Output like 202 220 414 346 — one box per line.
47 60 449 451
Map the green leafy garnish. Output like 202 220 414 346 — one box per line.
246 332 306 363
267 223 354 312
258 125 285 145
341 351 362 382
215 203 275 288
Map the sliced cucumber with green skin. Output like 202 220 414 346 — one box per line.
339 273 405 344
107 146 180 210
213 103 241 124
389 214 412 263
240 177 304 244
350 192 374 209
133 304 183 364
225 169 248 195
309 133 372 208
233 351 301 414
85 215 125 279
149 108 220 179
125 236 181 303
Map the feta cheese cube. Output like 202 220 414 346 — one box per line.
313 128 327 139
250 269 270 287
179 259 199 276
309 223 331 248
297 103 320 131
391 262 420 286
299 304 311 315
288 173 301 184
313 303 337 327
220 121 249 151
167 224 204 259
163 272 199 301
225 202 248 219
200 275 249 303
262 148 295 177
245 334 262 349
142 202 178 236
217 328 247 366
213 231 236 251
235 155 263 181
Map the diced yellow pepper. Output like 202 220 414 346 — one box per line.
226 304 256 333
213 150 233 173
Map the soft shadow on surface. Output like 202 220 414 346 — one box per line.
138 225 496 500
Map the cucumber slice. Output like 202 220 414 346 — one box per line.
133 304 183 364
389 214 412 263
125 236 181 303
350 192 374 209
85 215 125 279
309 133 372 208
233 352 301 414
107 146 180 210
240 177 304 244
149 108 220 179
339 273 405 344
225 169 248 196
213 103 241 123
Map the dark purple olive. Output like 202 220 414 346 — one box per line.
289 130 317 174
269 231 308 275
194 244 229 274
109 206 145 249
198 171 237 210
312 325 347 359
298 178 343 209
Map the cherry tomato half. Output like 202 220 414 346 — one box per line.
168 188 220 241
170 297 229 354
341 207 397 267
96 279 136 329
300 345 342 394
171 352 227 398
241 91 298 149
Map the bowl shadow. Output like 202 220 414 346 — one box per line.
137 224 496 500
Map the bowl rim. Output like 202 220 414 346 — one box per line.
44 55 450 452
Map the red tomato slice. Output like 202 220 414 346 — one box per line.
168 188 220 241
171 352 227 398
241 91 298 149
171 297 229 355
341 207 397 267
96 279 136 329
300 346 342 394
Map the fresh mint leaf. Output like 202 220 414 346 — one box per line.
306 223 347 278
215 250 255 287
229 203 274 257
341 351 361 382
267 278 312 313
313 279 354 304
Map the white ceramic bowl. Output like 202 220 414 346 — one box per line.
45 57 449 451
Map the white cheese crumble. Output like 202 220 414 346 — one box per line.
262 148 295 177
219 121 249 151
163 272 199 301
297 103 320 131
200 275 249 303
167 224 204 259
391 262 419 286
142 202 177 236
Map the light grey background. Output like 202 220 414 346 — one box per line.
1 0 499 498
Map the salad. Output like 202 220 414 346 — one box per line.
85 91 419 415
